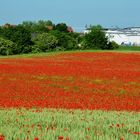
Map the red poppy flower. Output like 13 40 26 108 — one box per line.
0 134 5 140
58 136 64 140
133 132 140 135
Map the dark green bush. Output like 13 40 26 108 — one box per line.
50 30 78 50
108 41 119 50
1 25 32 54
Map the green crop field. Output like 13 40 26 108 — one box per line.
0 109 140 140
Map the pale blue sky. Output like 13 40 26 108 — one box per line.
0 0 140 31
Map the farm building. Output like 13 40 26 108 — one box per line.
84 27 140 46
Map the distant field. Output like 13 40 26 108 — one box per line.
0 52 140 139
116 46 140 51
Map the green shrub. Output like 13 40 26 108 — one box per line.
108 41 119 49
0 37 15 55
21 45 33 54
50 30 78 50
60 33 77 50
33 33 58 52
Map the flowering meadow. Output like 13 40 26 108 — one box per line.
0 52 140 139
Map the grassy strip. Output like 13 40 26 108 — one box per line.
116 46 140 51
0 108 139 140
0 48 140 59
0 50 110 59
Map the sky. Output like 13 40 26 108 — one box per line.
0 0 140 32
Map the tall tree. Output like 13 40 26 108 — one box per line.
84 25 109 49
1 25 32 53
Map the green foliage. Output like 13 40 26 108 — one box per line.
2 26 32 46
1 25 32 54
108 41 120 50
21 20 54 33
84 25 109 49
50 30 77 50
0 37 15 55
0 21 120 55
55 23 68 32
63 34 78 50
33 33 58 52
21 45 33 54
0 27 2 36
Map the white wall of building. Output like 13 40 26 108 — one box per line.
106 30 140 46
84 27 140 46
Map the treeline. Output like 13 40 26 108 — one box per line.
0 20 119 55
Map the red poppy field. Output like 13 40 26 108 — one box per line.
0 52 140 140
0 52 140 111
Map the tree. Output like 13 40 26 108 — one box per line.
20 21 34 32
38 20 53 26
50 30 77 50
0 37 15 55
61 33 77 50
1 25 32 46
1 25 32 54
33 33 58 52
84 25 109 49
21 20 54 33
0 27 2 36
55 23 68 32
